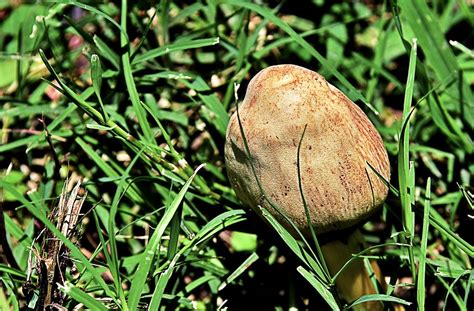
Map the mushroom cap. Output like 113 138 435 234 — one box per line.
225 64 390 234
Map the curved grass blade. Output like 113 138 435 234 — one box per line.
296 124 331 282
297 266 339 311
218 252 259 291
344 294 412 310
181 275 218 295
192 209 247 247
44 0 128 42
0 278 19 311
428 265 466 310
0 264 26 279
260 207 327 284
442 268 469 311
428 209 473 257
127 164 205 310
331 243 409 284
398 37 417 278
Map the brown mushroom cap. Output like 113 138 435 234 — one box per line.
225 64 390 234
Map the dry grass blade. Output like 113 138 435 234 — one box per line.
35 178 87 309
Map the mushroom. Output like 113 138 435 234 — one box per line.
225 65 390 310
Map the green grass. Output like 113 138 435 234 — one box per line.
0 0 473 310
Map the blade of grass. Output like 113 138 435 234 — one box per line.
148 253 178 310
234 9 250 74
132 37 220 65
417 177 431 310
130 9 157 60
297 266 339 311
192 209 247 247
252 13 371 60
398 37 417 278
428 92 473 153
449 40 474 58
0 135 38 153
463 270 473 308
296 124 331 282
181 274 218 295
3 213 33 248
344 294 412 310
0 278 19 311
428 209 474 257
218 252 259 291
259 207 328 285
168 2 205 27
0 264 26 279
127 164 205 310
75 137 145 205
93 35 121 70
159 0 170 45
442 270 469 311
166 190 182 261
331 242 410 284
120 0 154 144
91 54 108 121
429 265 466 310
411 145 454 182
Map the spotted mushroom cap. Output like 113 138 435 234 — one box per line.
224 64 390 234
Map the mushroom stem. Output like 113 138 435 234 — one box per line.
321 229 385 311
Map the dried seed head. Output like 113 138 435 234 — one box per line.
225 64 390 234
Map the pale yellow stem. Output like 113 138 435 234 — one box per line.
321 229 384 311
